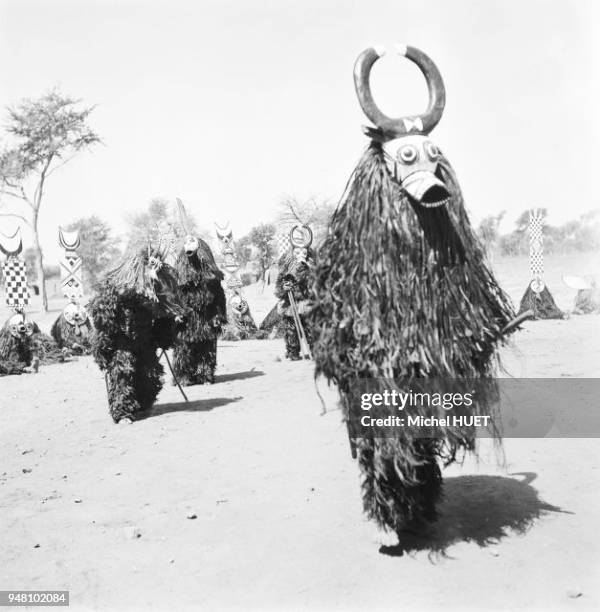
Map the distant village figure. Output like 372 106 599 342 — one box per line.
563 275 600 315
214 221 260 340
311 45 522 540
275 224 314 360
50 227 93 354
172 199 227 385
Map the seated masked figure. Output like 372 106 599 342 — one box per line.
0 312 40 375
51 302 93 354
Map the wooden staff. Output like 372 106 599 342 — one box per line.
161 349 188 402
501 309 534 336
288 291 312 359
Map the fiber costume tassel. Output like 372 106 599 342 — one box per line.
173 199 227 385
311 45 518 534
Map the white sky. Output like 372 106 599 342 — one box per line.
1 0 599 260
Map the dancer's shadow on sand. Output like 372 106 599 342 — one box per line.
379 472 571 559
143 396 242 419
215 369 265 384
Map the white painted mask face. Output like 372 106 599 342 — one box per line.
383 135 450 208
293 247 308 263
146 255 163 281
8 313 35 338
231 295 248 315
184 235 199 257
219 232 234 253
64 303 88 326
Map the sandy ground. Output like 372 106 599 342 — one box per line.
1 258 600 611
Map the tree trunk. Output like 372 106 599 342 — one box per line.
32 211 48 313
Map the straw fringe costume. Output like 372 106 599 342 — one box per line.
173 237 227 386
274 240 314 360
311 45 519 534
89 249 181 423
0 314 40 375
51 304 93 355
51 228 94 354
0 227 64 374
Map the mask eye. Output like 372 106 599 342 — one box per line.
398 145 418 164
425 142 440 160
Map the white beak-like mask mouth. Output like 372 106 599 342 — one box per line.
401 170 450 208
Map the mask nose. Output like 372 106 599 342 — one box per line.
185 248 195 256
17 323 27 334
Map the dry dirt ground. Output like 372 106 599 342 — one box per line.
1 268 600 611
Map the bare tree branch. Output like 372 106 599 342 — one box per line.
0 189 26 201
0 184 33 207
45 151 78 177
0 212 32 227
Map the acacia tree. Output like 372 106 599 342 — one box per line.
477 211 505 258
124 197 212 254
0 90 101 311
247 223 276 283
277 196 335 245
66 215 121 287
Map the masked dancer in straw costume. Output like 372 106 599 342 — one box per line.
311 45 521 536
517 209 563 319
215 222 261 340
0 226 67 373
89 243 182 423
51 227 93 354
173 199 227 385
275 224 315 360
